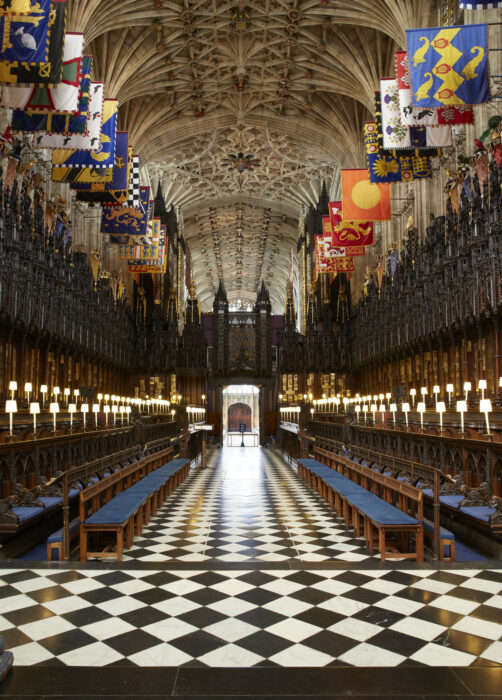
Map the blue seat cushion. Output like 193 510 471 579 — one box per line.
459 506 495 523
12 506 45 522
47 517 81 543
423 518 455 539
39 496 63 508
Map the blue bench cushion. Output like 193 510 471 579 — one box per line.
84 458 189 526
12 506 45 522
47 517 81 543
423 518 455 539
300 458 420 527
459 506 495 523
39 496 63 508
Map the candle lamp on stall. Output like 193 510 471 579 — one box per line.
379 403 386 426
6 400 17 437
456 400 467 434
362 404 368 424
402 402 410 428
30 402 40 437
370 403 377 425
480 399 492 435
81 403 89 430
410 388 416 408
446 383 454 407
436 401 446 432
40 384 48 407
24 382 32 405
464 381 471 404
92 403 100 429
390 403 397 426
68 403 77 431
417 402 426 431
50 401 59 433
8 381 17 400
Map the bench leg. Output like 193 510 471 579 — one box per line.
379 528 386 562
367 520 374 554
80 529 88 562
117 528 123 562
416 528 424 562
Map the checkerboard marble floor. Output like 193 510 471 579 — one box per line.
1 565 501 667
122 447 372 563
2 447 501 670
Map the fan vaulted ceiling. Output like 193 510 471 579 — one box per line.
68 0 437 312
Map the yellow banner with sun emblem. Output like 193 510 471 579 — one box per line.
406 24 489 108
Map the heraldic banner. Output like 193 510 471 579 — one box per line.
341 170 391 222
406 24 489 108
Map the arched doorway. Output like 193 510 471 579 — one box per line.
228 403 251 431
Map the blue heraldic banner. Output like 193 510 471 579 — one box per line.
460 2 502 8
71 131 129 191
406 24 489 108
0 0 51 64
51 99 118 183
364 122 432 183
101 186 151 243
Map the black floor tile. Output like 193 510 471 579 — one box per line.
3 604 54 627
236 608 286 630
169 629 223 657
177 607 226 629
369 628 425 657
119 605 167 628
93 571 134 586
27 585 72 605
236 588 278 606
469 603 502 626
39 628 96 656
288 587 333 606
302 630 357 658
105 629 162 656
295 607 344 630
411 604 462 628
435 628 492 657
61 606 111 627
0 626 32 649
237 630 292 657
284 571 327 587
130 588 174 605
79 587 123 605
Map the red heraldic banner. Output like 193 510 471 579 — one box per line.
328 201 374 247
322 217 366 255
341 169 391 222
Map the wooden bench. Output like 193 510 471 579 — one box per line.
423 518 455 561
298 455 424 562
47 516 81 561
79 446 189 561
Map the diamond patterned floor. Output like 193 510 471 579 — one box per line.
123 447 371 563
1 447 501 670
1 565 501 667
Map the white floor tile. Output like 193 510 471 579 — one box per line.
410 642 476 666
339 642 406 667
269 643 333 667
